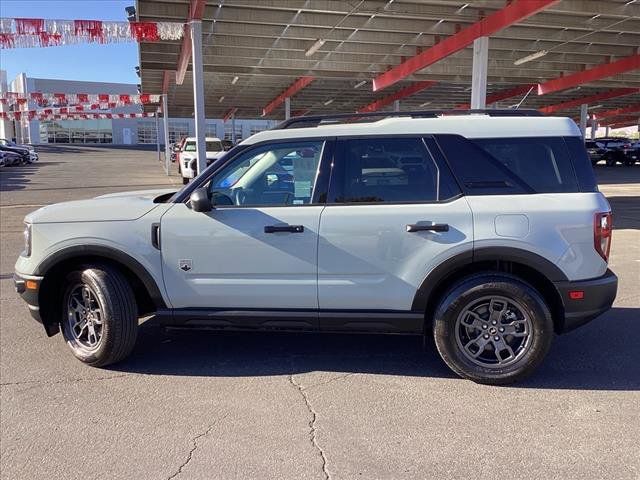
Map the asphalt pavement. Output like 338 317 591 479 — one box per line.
1 146 638 480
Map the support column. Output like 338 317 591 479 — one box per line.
190 19 207 176
231 113 236 144
393 100 400 112
0 70 14 143
155 112 161 161
591 120 597 140
579 104 588 140
470 37 489 109
605 126 610 136
162 94 170 175
285 97 291 120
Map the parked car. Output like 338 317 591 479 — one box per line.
0 149 24 166
0 144 32 164
178 137 225 184
591 137 635 166
14 110 617 385
0 138 38 162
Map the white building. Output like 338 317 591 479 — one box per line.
0 71 276 146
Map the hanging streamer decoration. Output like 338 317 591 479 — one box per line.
0 18 184 48
0 111 156 121
0 92 161 107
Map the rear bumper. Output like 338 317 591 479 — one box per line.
554 269 618 333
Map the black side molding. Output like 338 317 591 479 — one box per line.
151 223 161 250
36 245 167 310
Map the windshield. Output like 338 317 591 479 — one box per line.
183 141 223 152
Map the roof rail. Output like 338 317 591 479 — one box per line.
274 109 543 129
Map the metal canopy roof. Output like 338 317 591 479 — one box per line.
137 0 640 125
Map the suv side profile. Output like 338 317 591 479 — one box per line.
14 111 617 384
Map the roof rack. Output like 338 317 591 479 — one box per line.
274 109 543 130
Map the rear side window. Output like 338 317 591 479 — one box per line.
435 135 532 195
328 137 460 204
436 135 583 194
472 137 579 193
564 136 598 192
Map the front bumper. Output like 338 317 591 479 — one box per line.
13 272 43 324
554 269 618 333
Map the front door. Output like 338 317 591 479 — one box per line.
160 139 330 319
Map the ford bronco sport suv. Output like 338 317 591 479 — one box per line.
14 110 617 384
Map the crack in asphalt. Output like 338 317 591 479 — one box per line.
0 374 128 387
167 414 228 480
289 373 331 480
303 373 357 391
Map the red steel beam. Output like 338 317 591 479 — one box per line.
593 103 640 120
262 76 315 116
455 83 535 109
538 88 639 115
175 0 206 85
372 0 558 92
222 108 238 122
162 70 173 95
538 54 640 95
358 81 438 113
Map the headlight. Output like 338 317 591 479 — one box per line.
23 223 32 257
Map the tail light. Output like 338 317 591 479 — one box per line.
594 212 612 262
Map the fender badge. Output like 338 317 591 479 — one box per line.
179 259 192 272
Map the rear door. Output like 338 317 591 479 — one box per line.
317 136 473 331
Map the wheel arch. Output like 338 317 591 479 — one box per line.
413 247 567 334
36 245 167 336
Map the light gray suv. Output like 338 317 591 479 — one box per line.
14 110 618 384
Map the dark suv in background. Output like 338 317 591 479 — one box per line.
586 137 636 167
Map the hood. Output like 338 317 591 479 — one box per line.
183 152 224 160
25 189 175 224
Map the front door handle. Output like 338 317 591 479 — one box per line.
406 223 449 233
264 225 305 233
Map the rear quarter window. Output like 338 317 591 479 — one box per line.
471 136 579 193
564 136 598 192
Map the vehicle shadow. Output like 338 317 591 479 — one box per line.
607 196 640 230
111 307 640 391
0 161 63 193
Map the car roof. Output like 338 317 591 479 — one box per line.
241 115 581 146
184 137 222 142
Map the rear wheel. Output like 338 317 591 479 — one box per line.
433 274 553 385
182 176 189 185
60 265 138 367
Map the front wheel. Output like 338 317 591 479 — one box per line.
433 274 553 385
60 265 138 367
182 176 189 185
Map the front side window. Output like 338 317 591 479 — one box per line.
206 140 324 206
329 137 456 204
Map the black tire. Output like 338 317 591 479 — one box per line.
433 273 553 385
605 154 616 167
60 264 138 367
623 159 635 167
182 176 189 185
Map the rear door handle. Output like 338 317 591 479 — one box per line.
264 225 305 233
406 223 449 233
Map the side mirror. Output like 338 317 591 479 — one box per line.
190 188 212 212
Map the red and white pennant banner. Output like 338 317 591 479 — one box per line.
0 91 161 107
0 18 184 48
0 111 156 121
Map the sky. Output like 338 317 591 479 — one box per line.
0 0 139 84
